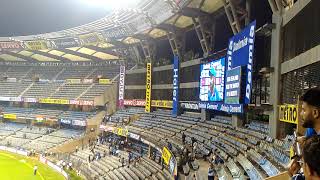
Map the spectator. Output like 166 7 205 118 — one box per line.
290 135 320 180
208 164 215 180
297 87 320 144
33 165 38 176
182 132 186 144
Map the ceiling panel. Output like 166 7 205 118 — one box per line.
77 47 96 55
31 54 60 62
18 50 34 57
92 52 119 60
0 54 26 61
48 50 65 56
62 54 90 61
201 0 224 13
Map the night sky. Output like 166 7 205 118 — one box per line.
0 0 112 37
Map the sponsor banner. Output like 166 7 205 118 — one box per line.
0 146 29 156
151 100 173 108
199 102 244 114
83 79 93 84
102 25 136 40
180 102 199 110
145 63 152 112
162 147 172 165
23 97 37 103
4 114 17 120
39 98 69 105
9 97 23 102
118 66 126 108
279 104 298 124
124 99 146 106
79 32 104 45
80 100 94 106
69 100 94 106
172 56 180 117
51 38 80 49
60 119 72 125
0 41 24 51
7 78 17 83
99 79 112 84
226 21 256 104
39 155 69 179
0 97 10 101
128 132 140 140
72 120 87 127
24 40 48 50
66 79 81 84
225 66 242 104
69 100 80 105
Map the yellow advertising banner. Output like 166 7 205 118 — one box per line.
162 147 172 165
99 79 112 84
113 128 128 137
151 100 173 108
66 79 81 84
145 63 152 112
3 114 17 120
279 104 299 125
39 98 70 105
24 40 48 50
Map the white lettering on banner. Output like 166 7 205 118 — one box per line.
129 132 140 140
227 40 233 70
233 37 248 52
230 106 242 113
207 104 219 110
199 103 207 109
181 102 199 110
173 68 178 101
246 25 255 101
118 66 126 106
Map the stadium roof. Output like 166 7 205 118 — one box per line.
0 0 223 63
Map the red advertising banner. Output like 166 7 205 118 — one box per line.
0 41 24 51
124 99 146 106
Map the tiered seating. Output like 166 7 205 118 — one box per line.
26 66 64 80
0 81 31 97
79 84 110 100
50 84 91 99
87 65 120 79
109 109 294 179
23 82 62 98
71 144 170 180
4 66 31 80
0 121 84 152
56 66 93 80
246 121 269 134
109 108 144 125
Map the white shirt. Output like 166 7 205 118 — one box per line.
34 166 38 171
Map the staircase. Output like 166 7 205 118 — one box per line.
49 82 65 97
19 82 34 97
20 67 33 81
76 83 95 100
53 68 66 80
85 68 97 79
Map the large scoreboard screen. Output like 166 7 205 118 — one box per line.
199 57 226 102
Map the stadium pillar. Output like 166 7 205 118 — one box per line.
232 115 243 128
268 13 282 138
200 109 209 121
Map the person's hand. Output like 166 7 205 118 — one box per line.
287 158 301 176
297 136 306 144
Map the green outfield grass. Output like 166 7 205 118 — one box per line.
0 151 65 180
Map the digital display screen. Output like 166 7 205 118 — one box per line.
199 57 226 102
